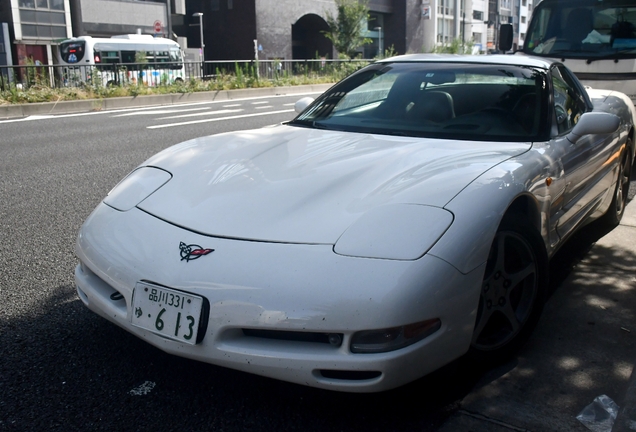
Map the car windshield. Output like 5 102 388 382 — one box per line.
289 61 547 142
524 0 636 61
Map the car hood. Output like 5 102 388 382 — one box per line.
137 125 531 244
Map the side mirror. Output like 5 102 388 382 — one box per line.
499 24 513 52
294 97 314 114
566 112 620 144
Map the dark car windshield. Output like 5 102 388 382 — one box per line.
289 62 547 142
523 0 636 61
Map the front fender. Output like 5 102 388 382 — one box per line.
429 158 556 274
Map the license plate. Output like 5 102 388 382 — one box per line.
131 282 203 345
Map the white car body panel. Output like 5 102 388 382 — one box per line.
137 126 531 244
75 54 635 392
76 204 482 392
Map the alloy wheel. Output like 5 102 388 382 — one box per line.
472 230 538 351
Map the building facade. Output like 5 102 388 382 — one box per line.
68 0 170 38
517 0 535 49
179 0 461 61
0 0 73 66
471 0 488 52
0 0 538 70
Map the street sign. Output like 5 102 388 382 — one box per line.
154 20 162 34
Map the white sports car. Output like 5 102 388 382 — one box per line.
76 55 634 392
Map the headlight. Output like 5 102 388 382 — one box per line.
103 167 172 211
350 319 442 353
334 204 453 260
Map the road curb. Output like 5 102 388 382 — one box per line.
613 199 636 432
0 84 334 120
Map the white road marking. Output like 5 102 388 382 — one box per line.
157 108 243 120
25 115 55 120
147 109 294 129
223 104 242 108
251 101 269 105
112 107 211 117
255 105 274 109
283 103 296 106
0 91 324 124
129 381 156 396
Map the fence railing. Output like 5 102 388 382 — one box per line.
0 59 371 91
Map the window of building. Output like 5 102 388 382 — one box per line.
521 16 526 23
473 10 483 21
18 0 66 40
368 12 383 30
522 0 527 6
437 0 454 16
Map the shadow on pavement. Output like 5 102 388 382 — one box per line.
435 164 636 430
0 287 459 432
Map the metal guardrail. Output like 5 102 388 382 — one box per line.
0 59 371 91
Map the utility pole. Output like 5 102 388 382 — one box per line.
253 39 259 79
462 12 465 52
166 0 172 39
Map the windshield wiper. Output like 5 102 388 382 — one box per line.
288 119 334 130
312 121 330 129
586 49 636 64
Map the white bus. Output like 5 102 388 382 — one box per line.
522 0 636 102
58 34 185 86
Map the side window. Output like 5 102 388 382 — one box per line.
121 51 136 64
99 51 120 63
551 65 587 134
155 51 169 63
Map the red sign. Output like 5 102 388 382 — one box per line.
154 20 162 34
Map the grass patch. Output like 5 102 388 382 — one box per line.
0 61 369 105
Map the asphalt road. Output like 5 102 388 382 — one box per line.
1 95 635 431
0 95 474 432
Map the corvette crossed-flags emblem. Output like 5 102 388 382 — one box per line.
179 242 214 262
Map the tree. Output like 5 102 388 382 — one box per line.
430 39 475 54
324 0 372 58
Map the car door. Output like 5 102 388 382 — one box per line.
551 65 618 239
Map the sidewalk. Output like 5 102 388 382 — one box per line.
0 83 334 120
438 200 636 432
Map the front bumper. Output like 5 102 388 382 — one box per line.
75 204 483 392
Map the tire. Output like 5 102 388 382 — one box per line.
600 143 632 228
468 216 548 365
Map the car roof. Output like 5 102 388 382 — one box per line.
378 54 554 70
